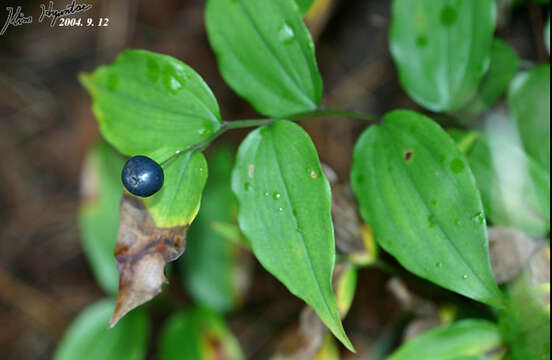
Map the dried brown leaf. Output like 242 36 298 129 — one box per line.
323 162 378 265
109 193 187 327
271 307 326 360
272 262 356 359
488 226 543 284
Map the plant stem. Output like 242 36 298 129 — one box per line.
161 107 378 165
372 260 402 277
226 107 378 129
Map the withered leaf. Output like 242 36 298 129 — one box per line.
272 307 326 360
110 193 187 327
488 226 546 284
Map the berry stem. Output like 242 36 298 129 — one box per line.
226 107 378 129
161 107 378 165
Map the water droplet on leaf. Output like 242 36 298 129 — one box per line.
146 59 160 82
472 212 485 224
277 22 295 44
162 65 185 95
450 158 465 174
427 215 436 228
273 192 281 200
107 74 119 91
440 5 458 27
416 34 428 47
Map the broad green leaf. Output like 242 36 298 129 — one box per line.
454 131 550 236
351 110 503 306
159 307 244 360
80 50 222 163
143 151 208 227
79 141 125 294
54 299 150 360
450 356 488 360
390 0 496 112
232 120 353 350
205 0 322 117
296 0 315 14
463 39 520 115
388 319 502 360
508 65 551 172
181 145 242 312
499 276 550 360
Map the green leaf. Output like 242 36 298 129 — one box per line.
143 151 208 227
232 120 353 351
205 0 322 117
181 145 241 312
351 110 503 306
390 0 496 112
463 39 520 115
508 65 551 172
388 319 502 360
80 50 222 163
296 0 315 14
456 131 550 236
499 276 550 360
54 299 150 360
79 141 125 294
159 307 244 360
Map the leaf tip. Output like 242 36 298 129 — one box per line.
78 72 96 96
340 335 356 353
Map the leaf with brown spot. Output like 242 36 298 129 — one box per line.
110 193 188 327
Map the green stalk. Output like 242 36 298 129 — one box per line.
161 107 379 165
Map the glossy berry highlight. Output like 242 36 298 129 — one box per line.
121 155 164 197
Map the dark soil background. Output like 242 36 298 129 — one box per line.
0 0 548 359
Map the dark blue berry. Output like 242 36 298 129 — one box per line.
121 155 164 197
